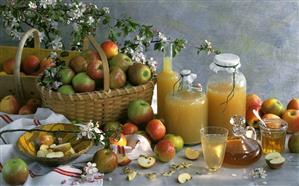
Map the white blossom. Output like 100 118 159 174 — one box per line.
40 0 57 9
68 2 86 20
158 32 168 42
87 16 95 25
50 36 63 50
147 57 158 71
72 23 80 32
80 162 104 182
77 121 105 145
28 1 37 9
102 7 110 14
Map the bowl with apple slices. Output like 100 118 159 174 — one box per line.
17 123 93 166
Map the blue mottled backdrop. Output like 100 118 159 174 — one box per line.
1 0 298 104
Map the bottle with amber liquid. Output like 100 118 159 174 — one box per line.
157 42 179 119
224 115 262 166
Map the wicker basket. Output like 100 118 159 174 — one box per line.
37 36 155 123
0 29 80 102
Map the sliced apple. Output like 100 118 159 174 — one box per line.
50 143 71 153
184 148 200 160
117 154 131 166
39 144 49 151
177 173 192 184
64 147 76 156
46 151 64 158
265 152 285 169
137 155 156 169
127 170 137 181
37 149 48 158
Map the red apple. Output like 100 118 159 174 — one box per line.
86 59 104 80
101 40 118 59
127 99 154 125
287 98 299 110
0 95 21 114
122 122 138 135
3 58 16 74
282 109 299 133
32 58 55 76
110 67 126 89
154 139 176 162
69 55 88 73
18 98 41 115
146 119 166 141
81 49 101 62
246 94 262 112
93 149 118 173
72 72 95 92
22 55 40 74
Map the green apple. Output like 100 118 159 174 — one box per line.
109 53 133 72
103 121 121 132
163 134 184 152
127 63 151 85
288 132 299 153
57 85 75 94
93 149 118 173
72 72 96 93
58 67 75 84
2 158 29 185
127 99 154 125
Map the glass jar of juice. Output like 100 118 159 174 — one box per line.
164 69 208 145
207 53 246 134
157 42 179 120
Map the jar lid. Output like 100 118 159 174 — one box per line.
210 53 241 73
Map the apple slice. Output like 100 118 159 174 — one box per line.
184 148 200 160
46 151 64 158
37 149 48 158
177 173 192 184
50 143 71 153
137 155 156 169
117 154 131 166
64 147 76 157
265 152 285 169
127 170 137 181
39 144 49 151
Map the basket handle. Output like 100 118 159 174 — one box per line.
83 36 110 92
15 28 41 100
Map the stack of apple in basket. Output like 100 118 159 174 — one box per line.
37 34 155 123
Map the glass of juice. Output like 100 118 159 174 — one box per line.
200 126 228 172
260 118 288 154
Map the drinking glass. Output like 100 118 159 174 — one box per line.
260 118 288 154
200 126 228 172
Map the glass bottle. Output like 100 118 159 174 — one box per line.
224 115 262 166
207 53 246 134
164 70 208 145
157 42 179 120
